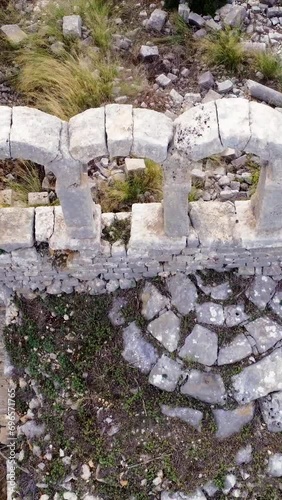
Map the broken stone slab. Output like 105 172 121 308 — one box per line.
10 107 62 166
62 15 82 38
247 79 282 108
132 108 173 162
189 12 205 28
246 101 282 162
179 325 218 366
224 304 249 327
260 391 282 432
201 89 222 104
189 201 238 249
267 454 282 477
161 404 203 431
245 275 276 309
0 207 34 251
213 403 254 439
156 74 172 88
218 333 252 365
124 158 146 176
147 9 168 32
174 101 224 161
181 370 226 405
167 274 197 316
148 310 180 352
128 203 186 254
0 106 11 158
196 302 224 326
232 347 282 404
48 121 82 187
139 45 159 61
122 322 158 374
198 71 214 91
28 192 49 206
149 354 182 392
69 107 108 162
269 291 282 318
204 282 232 301
1 24 27 44
141 282 170 321
217 80 233 94
216 98 250 150
222 5 247 27
161 490 207 500
35 206 54 243
105 104 133 157
235 444 253 465
244 317 282 354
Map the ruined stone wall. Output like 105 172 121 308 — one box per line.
1 99 282 301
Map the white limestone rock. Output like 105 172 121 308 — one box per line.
35 207 54 243
181 370 226 405
245 275 276 309
260 391 282 432
0 207 34 251
213 404 254 439
167 274 198 315
141 282 170 321
244 317 282 354
149 354 182 392
132 108 173 162
122 322 158 374
179 325 218 366
69 107 108 162
105 104 133 157
267 454 282 477
0 106 11 158
216 98 251 150
161 405 203 431
63 15 82 38
148 310 180 352
218 334 252 365
196 302 225 326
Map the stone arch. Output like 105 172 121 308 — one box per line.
172 98 282 236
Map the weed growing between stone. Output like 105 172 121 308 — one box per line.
4 275 282 498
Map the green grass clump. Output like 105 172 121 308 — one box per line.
254 51 282 81
201 29 244 73
100 160 163 212
156 13 192 47
6 161 43 204
15 49 115 120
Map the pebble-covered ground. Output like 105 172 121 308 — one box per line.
3 270 282 499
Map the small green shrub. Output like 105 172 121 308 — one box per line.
254 51 282 81
100 160 163 212
201 29 244 72
157 13 192 47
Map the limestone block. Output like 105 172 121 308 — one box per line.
128 203 186 254
247 79 282 107
174 102 224 160
213 404 254 439
0 189 13 206
132 108 173 162
0 207 34 251
125 158 146 175
62 15 82 38
252 166 282 231
105 104 133 157
49 205 101 251
0 106 11 158
35 207 54 242
12 247 39 267
246 101 282 161
56 174 95 239
1 24 27 44
49 122 82 187
10 107 62 165
69 107 108 162
161 405 202 431
28 192 49 206
149 354 182 392
163 184 190 237
216 98 251 150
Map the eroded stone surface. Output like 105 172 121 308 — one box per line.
148 310 180 352
167 274 198 315
235 444 253 465
267 454 282 477
179 325 218 366
181 370 226 405
213 404 254 439
141 282 170 321
218 333 252 365
196 302 225 326
232 348 282 403
161 405 203 431
108 297 127 326
260 391 282 432
0 208 34 251
269 291 282 319
149 354 182 392
161 489 207 500
224 304 249 327
246 276 276 309
244 317 282 354
122 322 158 374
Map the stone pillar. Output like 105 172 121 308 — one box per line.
251 159 282 232
162 152 191 237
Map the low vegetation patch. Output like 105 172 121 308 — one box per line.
201 29 244 73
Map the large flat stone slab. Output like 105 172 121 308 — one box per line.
141 282 170 321
260 391 282 433
161 405 203 431
179 325 218 366
35 207 54 243
105 104 133 157
196 302 225 326
246 101 282 161
167 274 198 315
216 98 251 150
149 354 182 392
213 403 254 439
232 348 282 403
181 370 226 404
244 317 282 354
10 107 62 165
0 106 11 158
122 322 158 374
69 107 108 162
245 276 276 310
132 108 173 162
224 305 249 327
218 333 252 365
128 203 186 254
148 310 180 352
190 201 238 249
0 207 34 251
174 101 224 160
